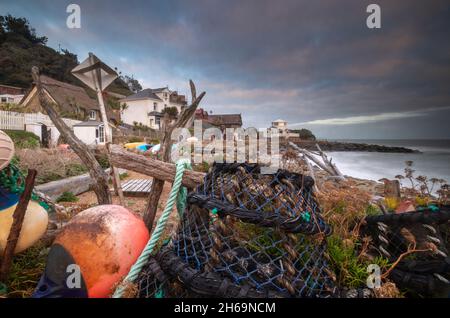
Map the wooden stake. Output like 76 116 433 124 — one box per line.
143 80 205 230
0 169 37 281
31 66 111 204
88 53 125 206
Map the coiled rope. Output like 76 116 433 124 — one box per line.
112 159 191 298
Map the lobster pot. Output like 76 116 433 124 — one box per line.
138 163 337 298
361 206 450 297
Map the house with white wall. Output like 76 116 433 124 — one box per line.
120 87 187 130
18 75 120 146
0 84 25 104
271 119 299 138
73 120 113 146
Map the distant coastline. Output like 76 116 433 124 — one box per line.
290 139 420 153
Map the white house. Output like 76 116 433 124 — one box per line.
272 119 288 131
0 94 24 104
0 84 25 104
120 87 187 130
271 119 299 138
73 120 113 146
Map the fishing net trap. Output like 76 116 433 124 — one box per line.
360 206 450 297
135 163 370 298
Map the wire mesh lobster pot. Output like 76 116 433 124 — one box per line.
137 163 338 298
360 206 450 297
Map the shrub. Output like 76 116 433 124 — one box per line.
94 153 110 169
161 106 178 118
65 163 88 177
56 191 79 203
4 130 40 149
127 136 144 143
291 128 316 141
327 235 390 288
119 172 129 180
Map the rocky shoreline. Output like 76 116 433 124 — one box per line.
290 139 419 153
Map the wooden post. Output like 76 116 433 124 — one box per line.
0 169 37 281
143 80 205 231
88 53 125 206
384 179 401 199
31 66 111 204
109 145 205 187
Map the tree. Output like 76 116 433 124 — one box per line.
0 15 47 44
162 106 178 119
123 75 142 93
292 128 316 141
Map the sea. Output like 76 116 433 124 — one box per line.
324 139 450 185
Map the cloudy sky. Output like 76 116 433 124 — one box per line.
2 0 449 139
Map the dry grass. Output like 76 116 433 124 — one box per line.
15 148 87 184
3 241 48 298
317 179 373 240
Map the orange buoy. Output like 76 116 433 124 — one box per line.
33 205 149 298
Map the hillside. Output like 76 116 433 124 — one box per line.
0 15 135 96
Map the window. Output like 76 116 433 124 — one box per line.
89 110 96 120
1 97 6 103
155 117 161 127
153 102 157 111
98 125 105 143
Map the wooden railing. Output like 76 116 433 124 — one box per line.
0 110 81 130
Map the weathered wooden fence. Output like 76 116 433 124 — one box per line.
0 110 81 130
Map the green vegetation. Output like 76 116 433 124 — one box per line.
4 130 40 149
291 128 316 141
0 102 22 112
161 106 179 118
119 172 129 180
94 153 110 169
65 163 88 177
56 191 79 203
0 15 136 96
326 235 389 288
3 242 48 298
128 136 144 143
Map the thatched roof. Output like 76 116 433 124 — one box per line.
22 75 119 123
39 75 99 111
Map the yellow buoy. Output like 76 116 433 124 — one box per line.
124 142 145 149
0 200 49 254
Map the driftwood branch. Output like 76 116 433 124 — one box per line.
143 80 205 230
315 143 344 179
31 66 111 204
302 154 320 193
110 145 205 188
0 169 37 281
288 142 335 175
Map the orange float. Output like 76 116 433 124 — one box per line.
33 205 149 298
